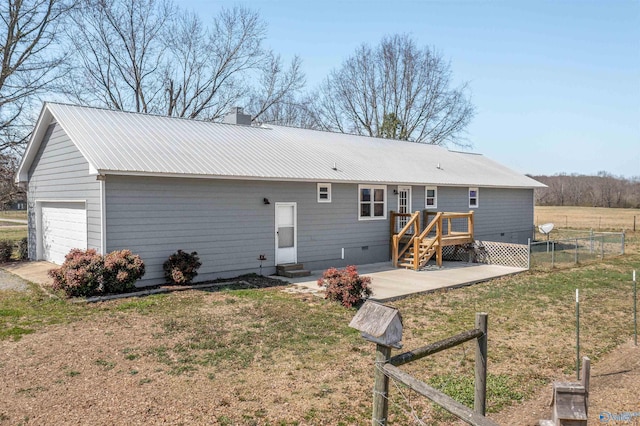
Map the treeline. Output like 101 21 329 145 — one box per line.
0 0 475 208
532 173 640 208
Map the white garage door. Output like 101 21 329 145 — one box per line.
41 202 87 264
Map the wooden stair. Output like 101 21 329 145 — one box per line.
391 210 475 271
276 263 311 278
398 238 439 269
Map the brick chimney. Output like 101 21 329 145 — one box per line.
223 107 252 125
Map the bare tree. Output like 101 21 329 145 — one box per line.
66 1 301 122
0 154 23 207
66 0 173 113
163 6 266 120
246 52 305 123
251 93 317 128
309 34 475 146
0 0 72 153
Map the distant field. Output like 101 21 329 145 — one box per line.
535 206 640 232
0 211 27 243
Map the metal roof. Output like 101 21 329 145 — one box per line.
17 102 545 188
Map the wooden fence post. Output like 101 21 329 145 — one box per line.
474 312 488 416
372 344 392 425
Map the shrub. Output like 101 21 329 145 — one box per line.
0 239 13 262
49 248 146 297
317 265 372 308
163 250 201 285
49 249 104 297
103 250 146 293
17 237 28 260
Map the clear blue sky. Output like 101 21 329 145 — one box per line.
184 0 640 178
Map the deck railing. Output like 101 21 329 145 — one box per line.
392 210 475 270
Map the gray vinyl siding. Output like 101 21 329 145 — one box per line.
105 176 392 285
431 186 534 243
26 122 101 258
389 185 534 244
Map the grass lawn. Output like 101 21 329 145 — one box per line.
0 227 27 242
0 210 27 244
1 234 639 424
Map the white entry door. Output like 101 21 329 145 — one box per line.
397 186 412 231
275 202 297 265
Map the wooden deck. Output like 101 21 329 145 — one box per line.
391 211 474 270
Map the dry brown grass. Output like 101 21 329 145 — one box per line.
535 206 640 232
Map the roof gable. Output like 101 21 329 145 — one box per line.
17 103 545 188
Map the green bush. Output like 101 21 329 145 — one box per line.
317 265 372 308
163 250 201 285
0 239 14 262
49 248 146 297
17 237 28 260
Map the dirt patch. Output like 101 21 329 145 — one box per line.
0 290 371 425
493 341 640 425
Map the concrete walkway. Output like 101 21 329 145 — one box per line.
284 261 527 302
2 261 55 287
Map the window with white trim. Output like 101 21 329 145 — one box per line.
425 186 437 209
358 185 386 220
469 187 479 208
317 183 332 203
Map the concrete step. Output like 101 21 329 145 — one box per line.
278 269 312 278
276 263 305 272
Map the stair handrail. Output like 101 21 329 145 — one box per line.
412 212 442 269
415 211 442 243
392 211 421 267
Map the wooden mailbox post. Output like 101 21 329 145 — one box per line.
349 301 403 426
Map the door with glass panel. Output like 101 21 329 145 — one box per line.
397 186 412 232
275 203 297 264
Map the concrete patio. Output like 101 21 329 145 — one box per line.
1 260 527 302
283 261 527 301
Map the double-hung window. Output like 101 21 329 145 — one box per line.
469 187 479 208
317 183 332 203
425 186 437 209
358 185 386 220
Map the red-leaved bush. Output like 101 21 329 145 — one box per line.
317 265 372 308
103 250 146 293
163 250 201 285
49 249 145 297
49 249 104 297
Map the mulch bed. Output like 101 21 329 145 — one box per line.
79 274 289 303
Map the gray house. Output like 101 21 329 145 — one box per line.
16 103 544 285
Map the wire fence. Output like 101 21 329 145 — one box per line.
529 232 625 270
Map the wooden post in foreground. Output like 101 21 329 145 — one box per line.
348 301 403 426
474 312 488 416
373 344 392 425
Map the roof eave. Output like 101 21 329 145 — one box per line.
96 169 547 189
15 104 52 184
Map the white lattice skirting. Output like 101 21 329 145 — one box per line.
443 241 529 269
